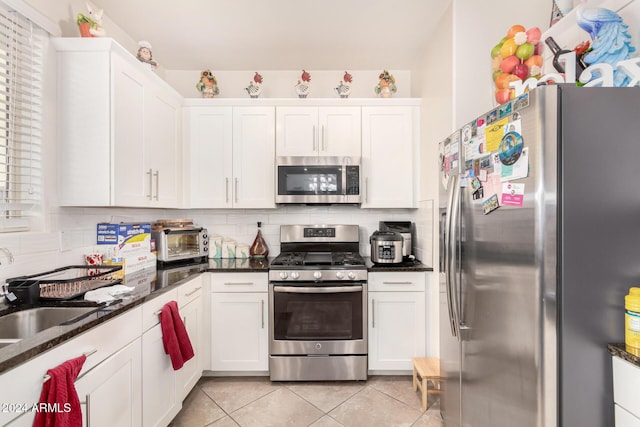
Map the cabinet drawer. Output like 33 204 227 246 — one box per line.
0 306 142 426
142 288 178 332
178 275 204 308
616 404 640 427
211 273 268 293
613 356 640 418
368 272 426 292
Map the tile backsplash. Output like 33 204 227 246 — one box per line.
0 204 434 282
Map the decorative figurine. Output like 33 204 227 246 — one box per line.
196 69 219 98
576 4 636 87
136 41 158 71
245 72 263 98
375 70 397 98
295 70 311 98
335 71 353 98
76 2 105 38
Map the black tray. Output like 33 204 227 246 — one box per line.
7 265 123 302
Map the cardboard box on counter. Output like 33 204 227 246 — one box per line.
97 223 151 254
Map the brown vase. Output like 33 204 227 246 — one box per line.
250 221 269 259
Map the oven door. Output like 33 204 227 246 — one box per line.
269 282 367 355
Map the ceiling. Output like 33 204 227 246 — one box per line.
91 0 451 71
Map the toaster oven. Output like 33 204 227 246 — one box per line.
152 227 209 263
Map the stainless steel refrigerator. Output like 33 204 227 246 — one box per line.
438 85 640 427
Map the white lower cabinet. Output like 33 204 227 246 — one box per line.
210 273 269 372
176 276 205 400
368 272 427 372
75 338 142 427
613 355 640 426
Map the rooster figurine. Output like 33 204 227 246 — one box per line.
245 72 263 98
295 70 311 98
576 2 636 86
335 71 353 98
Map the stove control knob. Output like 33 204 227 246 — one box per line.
336 271 344 279
313 271 322 280
290 272 300 280
279 272 288 280
347 271 356 280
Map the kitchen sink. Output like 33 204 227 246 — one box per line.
0 306 100 340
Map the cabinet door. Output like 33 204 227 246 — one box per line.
183 106 233 208
361 106 416 208
232 106 276 208
276 106 318 156
368 291 426 371
112 53 147 207
319 107 361 157
141 325 179 427
145 84 182 208
75 338 142 427
176 296 203 400
211 292 268 371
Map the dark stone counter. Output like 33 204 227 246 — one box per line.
365 257 433 272
608 343 640 368
0 258 273 374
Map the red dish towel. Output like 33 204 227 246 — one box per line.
160 301 194 370
33 354 86 427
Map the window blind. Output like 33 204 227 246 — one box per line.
0 6 43 231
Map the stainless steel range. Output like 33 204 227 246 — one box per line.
268 224 368 381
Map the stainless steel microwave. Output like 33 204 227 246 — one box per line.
276 156 361 204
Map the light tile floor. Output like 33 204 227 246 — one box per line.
169 376 443 427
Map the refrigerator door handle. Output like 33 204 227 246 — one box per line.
449 174 462 341
445 174 459 338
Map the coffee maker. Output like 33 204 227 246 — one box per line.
378 221 415 260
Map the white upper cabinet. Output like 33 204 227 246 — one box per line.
183 105 275 209
54 38 182 208
361 105 419 208
276 106 361 157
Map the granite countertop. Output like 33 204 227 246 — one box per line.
0 258 272 374
608 343 640 368
0 255 435 374
365 257 433 272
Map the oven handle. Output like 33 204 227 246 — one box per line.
273 285 363 294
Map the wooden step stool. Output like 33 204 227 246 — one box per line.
412 357 441 411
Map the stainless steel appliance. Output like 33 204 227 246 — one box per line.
268 224 367 381
369 230 403 264
276 156 361 204
378 221 415 258
152 219 209 264
439 85 640 427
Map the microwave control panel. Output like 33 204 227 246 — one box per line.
345 166 360 195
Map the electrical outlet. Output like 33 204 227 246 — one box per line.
59 230 72 252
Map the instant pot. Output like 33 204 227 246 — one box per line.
370 230 404 264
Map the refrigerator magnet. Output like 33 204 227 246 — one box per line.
513 93 530 112
501 182 525 207
499 102 513 118
482 194 500 214
470 177 482 193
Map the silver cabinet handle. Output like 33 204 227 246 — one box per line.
322 125 326 151
225 177 229 203
312 125 316 151
261 299 264 329
153 170 159 200
235 178 239 204
185 286 202 297
146 169 153 200
382 281 413 285
372 299 375 328
223 282 254 286
365 177 369 203
86 394 91 427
